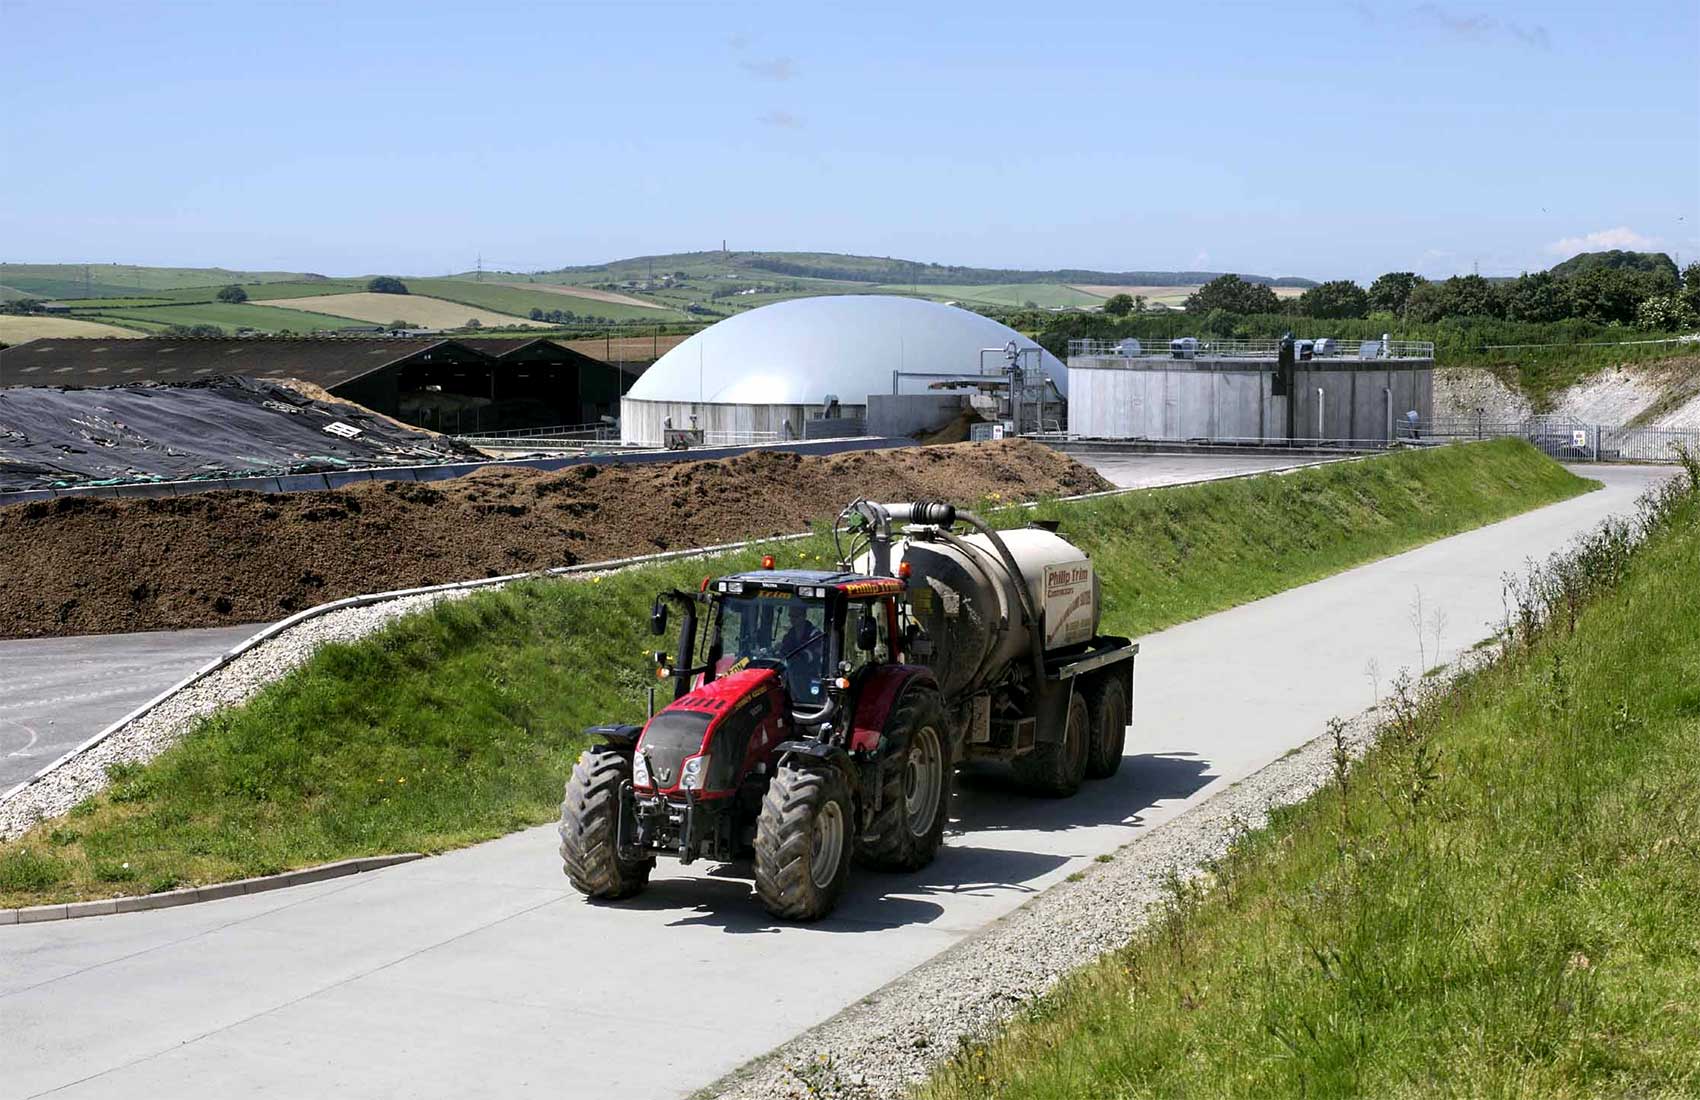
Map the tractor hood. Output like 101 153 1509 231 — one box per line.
633 668 786 797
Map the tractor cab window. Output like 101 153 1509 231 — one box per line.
713 593 832 702
842 599 893 677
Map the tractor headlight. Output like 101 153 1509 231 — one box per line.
680 754 707 791
632 754 652 788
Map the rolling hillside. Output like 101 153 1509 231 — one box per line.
1 251 1328 339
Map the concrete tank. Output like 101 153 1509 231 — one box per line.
866 527 1100 699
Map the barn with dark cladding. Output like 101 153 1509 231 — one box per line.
0 336 639 433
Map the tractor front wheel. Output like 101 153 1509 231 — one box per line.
1012 692 1090 797
754 761 854 921
858 689 952 871
559 748 652 900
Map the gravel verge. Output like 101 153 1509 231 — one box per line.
0 590 470 839
703 704 1392 1100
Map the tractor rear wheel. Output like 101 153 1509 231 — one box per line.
1012 692 1090 797
1084 672 1129 780
858 689 952 871
754 761 854 921
559 748 652 900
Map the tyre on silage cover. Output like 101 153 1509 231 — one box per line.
857 688 952 871
559 748 652 899
753 761 854 921
1084 671 1129 779
1011 691 1091 797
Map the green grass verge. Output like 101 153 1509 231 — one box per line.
0 442 1593 907
919 469 1700 1099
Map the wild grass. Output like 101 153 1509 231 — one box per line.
0 442 1593 906
918 453 1700 1100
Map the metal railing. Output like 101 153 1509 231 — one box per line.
702 430 782 446
454 422 616 442
1420 415 1700 464
1032 414 1697 464
1068 337 1435 360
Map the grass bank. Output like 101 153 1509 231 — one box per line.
0 441 1593 906
920 462 1700 1099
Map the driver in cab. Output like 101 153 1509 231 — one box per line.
779 603 825 696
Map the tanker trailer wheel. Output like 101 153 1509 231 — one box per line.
1084 672 1130 780
754 761 854 921
1012 692 1090 797
559 748 652 900
857 689 952 872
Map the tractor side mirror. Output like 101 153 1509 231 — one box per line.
649 600 669 637
856 613 878 652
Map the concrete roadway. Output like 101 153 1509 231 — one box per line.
0 625 263 790
1072 450 1330 489
0 465 1671 1100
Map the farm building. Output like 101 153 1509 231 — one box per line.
0 336 639 433
1065 337 1436 443
619 295 1067 445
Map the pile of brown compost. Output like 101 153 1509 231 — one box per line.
0 439 1111 638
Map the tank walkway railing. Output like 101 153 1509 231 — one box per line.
1067 337 1435 360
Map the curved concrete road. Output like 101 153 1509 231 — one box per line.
0 465 1671 1100
0 625 265 790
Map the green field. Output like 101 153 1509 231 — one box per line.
0 264 313 299
409 278 675 322
921 460 1700 1100
86 302 380 333
884 282 1109 309
0 442 1590 908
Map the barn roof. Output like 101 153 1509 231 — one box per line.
0 336 610 390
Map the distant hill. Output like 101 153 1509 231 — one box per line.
1548 250 1678 281
531 250 1316 288
2 251 1323 341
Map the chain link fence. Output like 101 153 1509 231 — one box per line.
1418 416 1698 463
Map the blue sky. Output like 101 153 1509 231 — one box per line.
3 0 1695 281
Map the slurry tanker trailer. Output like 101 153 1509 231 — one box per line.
559 499 1137 920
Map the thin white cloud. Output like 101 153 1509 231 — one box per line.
1191 250 1210 268
758 110 805 129
739 56 797 81
1413 4 1551 49
1546 227 1660 256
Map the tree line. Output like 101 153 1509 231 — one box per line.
1165 255 1698 330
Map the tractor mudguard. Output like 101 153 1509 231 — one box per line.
585 723 643 749
847 665 938 753
773 740 855 771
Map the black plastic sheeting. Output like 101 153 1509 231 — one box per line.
0 376 485 491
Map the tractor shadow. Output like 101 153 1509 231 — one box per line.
951 751 1216 837
595 751 1215 934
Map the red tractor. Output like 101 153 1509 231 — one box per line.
559 499 1137 920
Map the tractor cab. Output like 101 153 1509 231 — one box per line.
651 562 906 728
